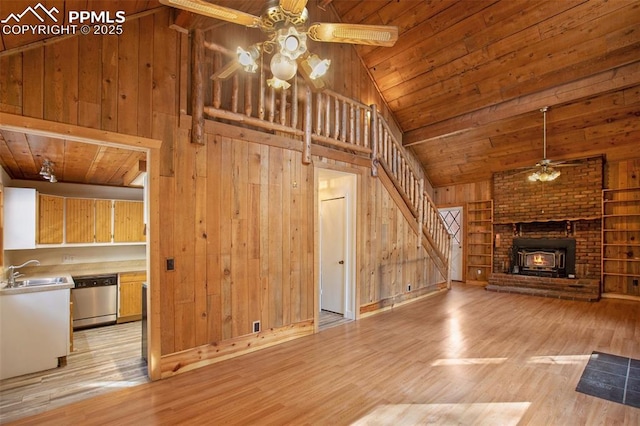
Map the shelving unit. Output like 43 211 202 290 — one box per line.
602 188 640 297
466 200 493 283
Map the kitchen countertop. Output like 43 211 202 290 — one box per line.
16 260 146 278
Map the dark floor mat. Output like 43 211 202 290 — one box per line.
576 351 640 408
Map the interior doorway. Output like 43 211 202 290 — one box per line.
320 197 346 314
317 169 357 325
0 112 160 382
439 206 463 281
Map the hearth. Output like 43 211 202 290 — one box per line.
512 238 576 278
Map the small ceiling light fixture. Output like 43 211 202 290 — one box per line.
528 106 561 182
39 159 57 183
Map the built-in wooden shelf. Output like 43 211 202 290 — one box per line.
466 200 493 283
602 187 640 297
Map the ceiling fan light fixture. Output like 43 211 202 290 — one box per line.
267 76 291 90
270 53 298 81
302 54 331 79
237 45 259 73
277 26 307 60
528 168 560 182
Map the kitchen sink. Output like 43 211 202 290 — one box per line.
15 277 69 287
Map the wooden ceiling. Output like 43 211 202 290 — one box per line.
331 0 640 186
1 0 638 188
0 130 146 187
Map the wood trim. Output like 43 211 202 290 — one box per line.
0 113 161 151
160 320 314 378
601 293 640 302
359 286 447 318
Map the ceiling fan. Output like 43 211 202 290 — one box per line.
522 106 576 182
159 0 398 89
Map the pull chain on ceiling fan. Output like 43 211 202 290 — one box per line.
159 0 398 89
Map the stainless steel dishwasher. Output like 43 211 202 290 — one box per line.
71 274 118 330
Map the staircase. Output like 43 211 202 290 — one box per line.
191 37 452 282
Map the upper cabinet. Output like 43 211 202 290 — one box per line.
3 189 145 249
114 201 145 242
4 188 37 250
38 194 64 244
65 198 95 244
95 199 113 243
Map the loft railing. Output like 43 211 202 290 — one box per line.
195 37 451 279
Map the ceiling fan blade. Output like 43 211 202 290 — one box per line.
210 61 242 80
308 23 398 47
159 0 261 28
280 0 308 15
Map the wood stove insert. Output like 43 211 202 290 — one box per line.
512 238 576 278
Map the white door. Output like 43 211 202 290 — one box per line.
320 197 346 314
439 207 463 281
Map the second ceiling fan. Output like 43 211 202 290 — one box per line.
159 0 399 88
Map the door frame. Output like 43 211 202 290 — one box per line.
315 166 360 331
0 112 162 380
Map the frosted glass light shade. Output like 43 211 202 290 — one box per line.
270 53 297 81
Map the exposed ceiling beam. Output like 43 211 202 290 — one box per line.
404 61 640 147
123 160 148 187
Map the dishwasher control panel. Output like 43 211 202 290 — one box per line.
73 275 117 288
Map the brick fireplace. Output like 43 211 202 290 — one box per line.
487 156 603 300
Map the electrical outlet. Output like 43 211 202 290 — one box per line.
407 284 411 292
252 321 261 333
166 258 175 271
62 255 75 263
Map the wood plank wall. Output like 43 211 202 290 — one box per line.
0 5 443 370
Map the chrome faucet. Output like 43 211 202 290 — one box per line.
6 260 40 288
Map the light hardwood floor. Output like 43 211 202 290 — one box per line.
4 283 640 425
0 321 149 423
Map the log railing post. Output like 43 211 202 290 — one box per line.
370 104 378 176
418 179 424 246
291 78 298 128
303 85 312 164
191 29 205 145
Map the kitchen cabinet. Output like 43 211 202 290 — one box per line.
66 198 114 243
0 288 70 379
114 201 145 242
3 187 37 249
118 271 146 322
4 190 143 248
95 199 113 243
38 194 64 244
65 198 94 243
